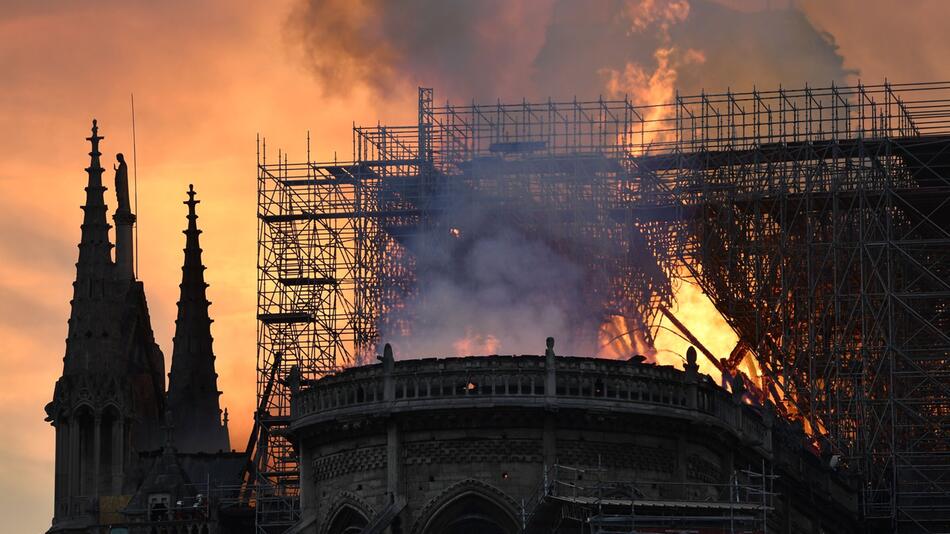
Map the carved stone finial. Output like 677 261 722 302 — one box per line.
185 184 199 215
288 365 301 394
87 119 103 146
684 346 699 380
545 337 555 355
379 343 395 374
732 372 746 403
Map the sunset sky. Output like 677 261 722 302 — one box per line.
2 0 949 531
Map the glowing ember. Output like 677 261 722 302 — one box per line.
452 330 500 355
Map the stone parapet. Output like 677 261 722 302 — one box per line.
292 355 770 454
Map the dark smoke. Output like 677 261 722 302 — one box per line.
286 0 553 102
287 0 851 102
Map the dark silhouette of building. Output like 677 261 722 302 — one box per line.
45 121 248 534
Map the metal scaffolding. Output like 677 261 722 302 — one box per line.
524 462 776 533
257 82 950 532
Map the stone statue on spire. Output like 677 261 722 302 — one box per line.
112 152 136 279
113 153 131 215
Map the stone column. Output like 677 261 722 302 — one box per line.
724 447 735 488
676 434 688 499
543 414 556 490
112 417 125 494
68 416 80 512
544 338 558 493
387 420 402 499
382 344 395 402
381 344 402 504
92 414 101 497
299 441 316 519
684 347 699 410
54 421 67 519
545 338 557 400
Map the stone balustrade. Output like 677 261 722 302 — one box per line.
291 354 773 453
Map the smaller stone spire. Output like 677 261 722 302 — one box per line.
166 184 230 453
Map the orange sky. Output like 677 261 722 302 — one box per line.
2 1 949 531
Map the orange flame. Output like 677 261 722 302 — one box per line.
602 0 704 154
602 47 705 154
596 270 775 401
598 314 657 361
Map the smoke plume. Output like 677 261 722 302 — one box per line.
381 190 603 358
288 0 851 103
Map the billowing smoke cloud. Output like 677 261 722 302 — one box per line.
285 0 554 101
381 189 604 358
286 0 853 358
287 0 851 103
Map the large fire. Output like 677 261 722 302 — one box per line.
596 1 769 394
594 264 778 418
596 271 749 386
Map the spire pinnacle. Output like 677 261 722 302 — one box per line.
186 183 198 210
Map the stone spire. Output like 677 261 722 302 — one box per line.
76 119 113 279
48 120 167 529
166 184 229 453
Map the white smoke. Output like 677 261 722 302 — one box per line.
381 190 603 358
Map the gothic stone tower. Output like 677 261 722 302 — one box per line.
45 121 166 531
165 184 230 453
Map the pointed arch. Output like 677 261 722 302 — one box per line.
413 480 520 534
322 492 374 534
